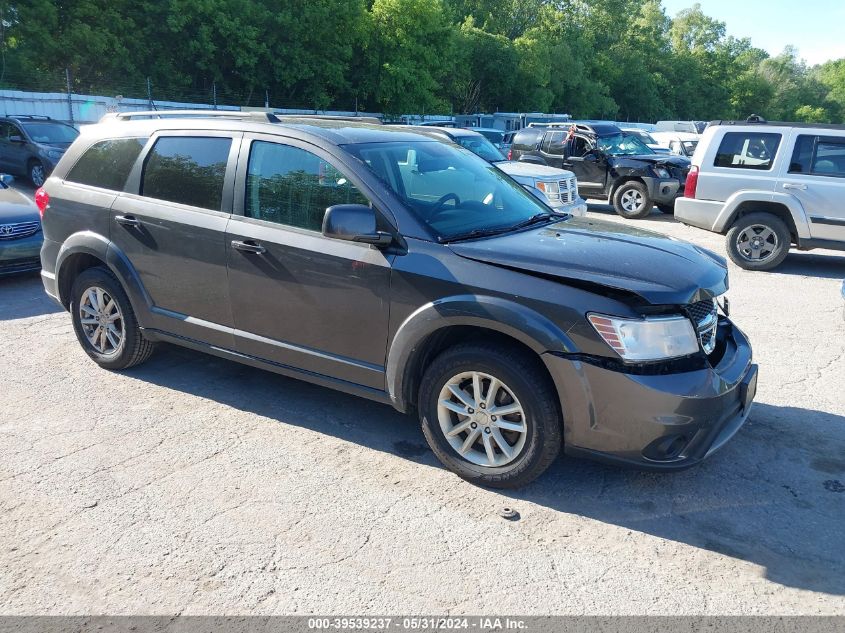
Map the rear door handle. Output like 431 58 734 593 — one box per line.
783 183 808 191
115 214 141 228
231 239 266 255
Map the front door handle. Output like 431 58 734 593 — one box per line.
783 183 808 191
115 214 141 228
231 239 266 255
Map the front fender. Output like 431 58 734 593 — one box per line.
386 294 575 412
713 191 811 238
55 232 152 326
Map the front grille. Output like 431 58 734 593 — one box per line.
688 298 718 354
0 221 40 240
558 178 576 204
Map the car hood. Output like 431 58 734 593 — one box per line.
496 161 575 180
448 217 728 305
616 154 690 168
0 187 40 224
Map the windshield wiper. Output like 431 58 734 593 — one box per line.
440 212 555 243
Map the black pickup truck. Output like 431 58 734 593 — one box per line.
509 122 690 219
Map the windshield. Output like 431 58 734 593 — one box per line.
598 133 654 156
454 135 506 162
344 140 552 241
22 122 79 144
476 130 505 146
680 140 698 156
628 130 657 145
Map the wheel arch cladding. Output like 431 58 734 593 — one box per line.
385 295 576 413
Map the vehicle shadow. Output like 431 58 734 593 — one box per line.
586 201 678 222
0 272 62 320
126 345 845 597
776 252 845 279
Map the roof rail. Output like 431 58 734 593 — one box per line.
273 114 382 125
100 110 279 123
9 114 52 120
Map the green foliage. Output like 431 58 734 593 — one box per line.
0 0 842 122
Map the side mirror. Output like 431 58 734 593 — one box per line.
8 135 24 144
584 152 598 162
0 174 14 186
322 204 392 247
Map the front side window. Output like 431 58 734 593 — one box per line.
66 138 147 191
245 141 369 231
345 140 552 241
141 136 231 210
714 132 781 170
542 131 567 155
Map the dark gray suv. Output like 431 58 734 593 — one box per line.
37 111 757 487
0 115 80 186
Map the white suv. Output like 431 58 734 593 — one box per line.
675 116 845 270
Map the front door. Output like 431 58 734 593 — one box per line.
562 135 608 197
110 132 240 348
779 132 845 242
225 135 392 390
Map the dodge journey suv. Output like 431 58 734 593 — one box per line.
38 111 757 488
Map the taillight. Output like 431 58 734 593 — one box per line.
35 187 49 217
507 149 512 160
684 165 699 199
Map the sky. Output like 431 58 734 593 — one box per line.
661 0 845 66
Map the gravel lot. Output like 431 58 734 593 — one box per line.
1 192 844 615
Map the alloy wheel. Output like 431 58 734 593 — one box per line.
620 189 645 213
78 286 125 356
30 163 45 187
437 371 528 467
735 224 779 262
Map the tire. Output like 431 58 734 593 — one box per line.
418 342 562 488
612 181 652 219
70 266 155 370
28 159 46 188
725 212 791 271
657 203 675 214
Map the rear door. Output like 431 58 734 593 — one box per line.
110 131 240 349
537 130 566 168
225 134 392 389
779 131 845 242
0 122 29 175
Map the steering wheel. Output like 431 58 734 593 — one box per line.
428 193 461 220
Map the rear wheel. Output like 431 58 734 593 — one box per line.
726 212 791 271
612 181 652 219
70 267 155 369
418 342 562 488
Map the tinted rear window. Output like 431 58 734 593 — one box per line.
141 137 231 210
714 132 781 170
511 129 543 149
66 138 147 191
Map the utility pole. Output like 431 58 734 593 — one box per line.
265 89 269 109
212 82 217 110
146 77 156 111
65 68 74 126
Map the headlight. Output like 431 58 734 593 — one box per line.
534 180 560 201
653 166 671 179
588 313 699 361
46 149 63 160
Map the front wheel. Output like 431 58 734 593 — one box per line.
418 342 562 488
725 212 791 271
29 160 46 187
70 266 155 369
612 181 652 219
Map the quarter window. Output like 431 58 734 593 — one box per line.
66 138 147 191
714 132 781 170
141 137 231 210
245 141 369 231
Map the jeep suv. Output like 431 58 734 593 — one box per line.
0 115 80 186
510 123 690 219
37 110 757 488
675 116 845 270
